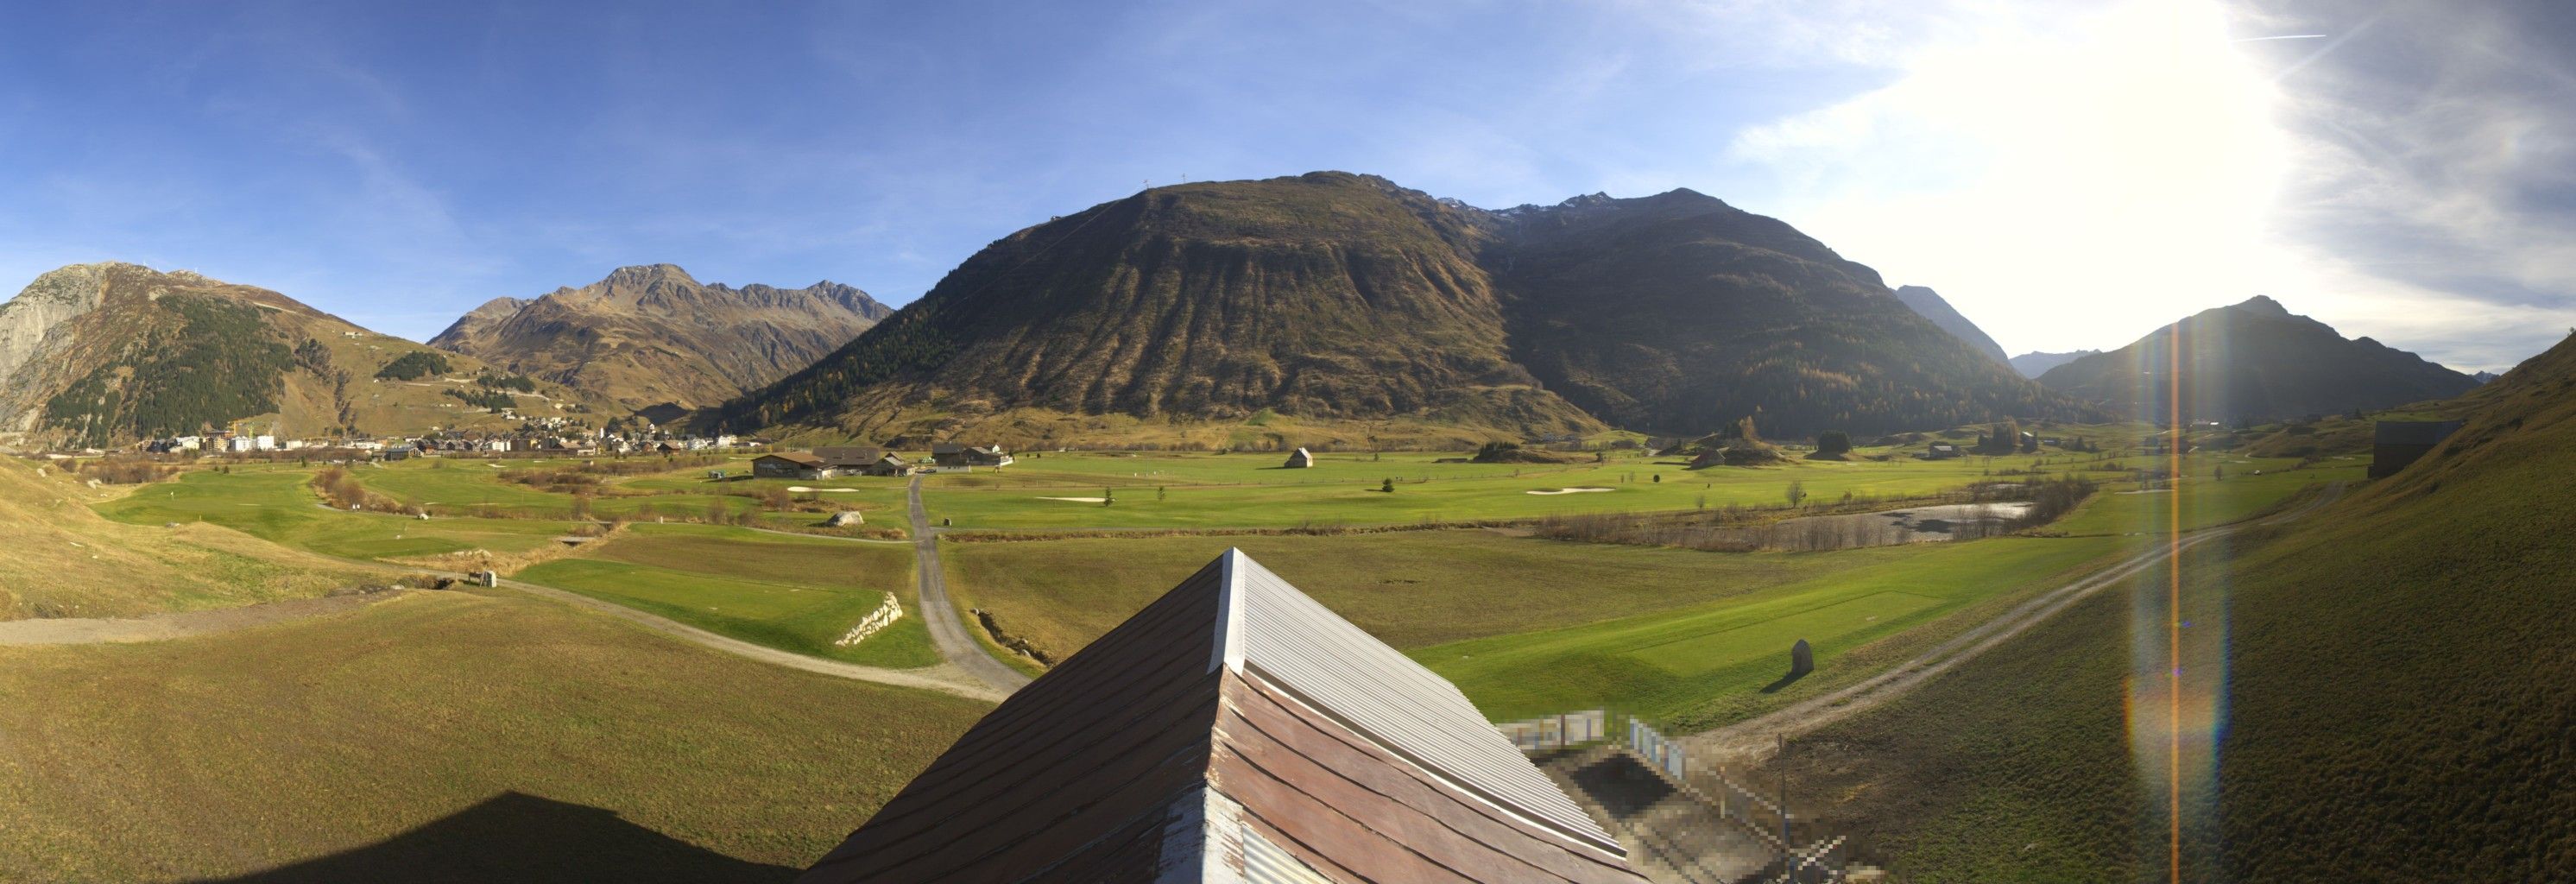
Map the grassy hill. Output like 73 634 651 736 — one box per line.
1755 332 2576 881
2037 294 2478 423
429 264 890 411
0 588 989 881
717 173 2087 443
0 262 612 446
0 457 372 620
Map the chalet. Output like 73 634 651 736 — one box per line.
862 453 916 477
800 550 1651 884
1927 444 1961 459
1282 446 1314 468
813 445 882 473
2370 420 2464 478
931 442 1013 469
752 451 824 480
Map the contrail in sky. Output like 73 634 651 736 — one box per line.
2232 34 2327 41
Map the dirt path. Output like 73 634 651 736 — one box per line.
906 476 1036 692
1684 482 2346 766
493 577 1009 703
0 592 404 646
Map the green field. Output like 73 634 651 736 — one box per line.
918 445 2124 529
2049 457 2364 536
1419 534 2135 725
0 590 988 881
93 468 579 561
515 525 937 669
941 529 1912 662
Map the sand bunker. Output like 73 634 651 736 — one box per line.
1037 496 1112 502
786 486 862 493
1525 486 1616 496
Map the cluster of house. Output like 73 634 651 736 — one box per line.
751 443 1013 480
136 426 767 459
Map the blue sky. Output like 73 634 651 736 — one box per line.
3 1 2568 370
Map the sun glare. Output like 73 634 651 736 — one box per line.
1753 0 2295 355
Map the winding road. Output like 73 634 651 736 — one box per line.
905 475 1037 692
1684 481 2347 765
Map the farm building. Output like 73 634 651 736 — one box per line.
752 451 824 480
799 550 1649 884
862 453 916 477
812 446 881 472
1283 446 1314 468
1926 444 1960 459
931 442 1013 469
2370 420 2464 478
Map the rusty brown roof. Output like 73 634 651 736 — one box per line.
798 550 1645 884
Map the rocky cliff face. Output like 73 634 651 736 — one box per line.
429 264 890 409
718 172 2087 440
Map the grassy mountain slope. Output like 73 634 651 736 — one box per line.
1485 192 2084 436
1753 332 2576 881
718 172 1602 442
0 263 607 446
722 173 2081 442
2037 295 2478 422
430 264 890 410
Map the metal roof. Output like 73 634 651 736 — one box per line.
799 549 1645 884
1210 550 1626 856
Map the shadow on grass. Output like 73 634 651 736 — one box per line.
191 792 797 883
1760 667 1814 694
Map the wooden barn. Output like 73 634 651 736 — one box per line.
1283 446 1314 468
798 550 1650 884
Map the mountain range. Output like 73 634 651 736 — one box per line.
2034 295 2478 421
716 172 2085 443
429 264 890 413
0 263 597 446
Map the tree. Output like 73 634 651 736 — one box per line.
2213 464 2226 482
1102 487 1114 506
1815 430 1852 456
1785 480 1808 508
1736 415 1760 442
1157 486 1167 501
1380 477 1395 493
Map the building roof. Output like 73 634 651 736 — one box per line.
2375 420 2465 446
799 550 1643 884
812 445 881 467
760 451 824 467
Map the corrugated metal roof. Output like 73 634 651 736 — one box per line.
1214 550 1627 856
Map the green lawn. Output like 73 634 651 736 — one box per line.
2050 458 2364 536
515 525 937 669
1418 534 2137 726
944 529 1935 666
919 446 2119 529
93 468 578 560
